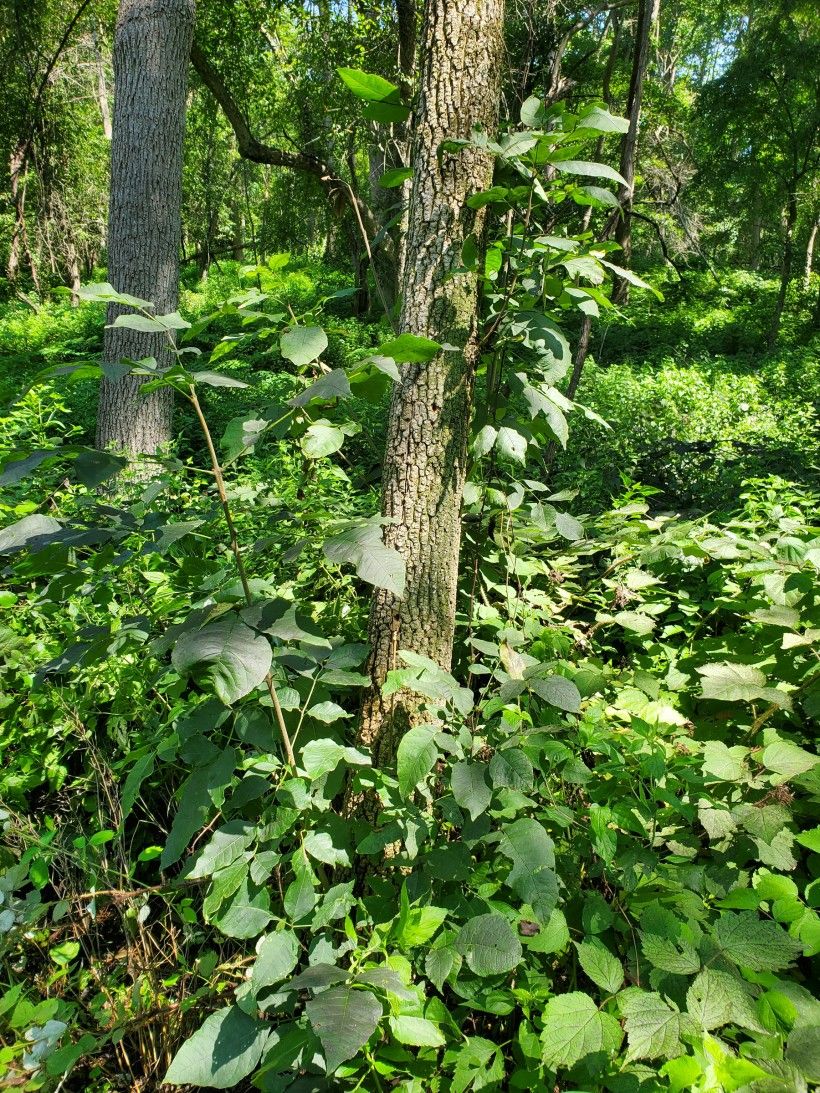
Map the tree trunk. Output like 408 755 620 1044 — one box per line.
768 190 798 347
97 0 195 456
359 0 505 766
611 0 659 307
804 217 817 289
92 24 113 140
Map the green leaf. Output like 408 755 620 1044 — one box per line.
396 723 440 798
489 748 533 790
395 904 449 947
307 701 350 724
555 510 584 541
305 986 382 1073
577 105 630 133
164 1006 269 1088
597 258 663 298
455 913 522 976
0 514 61 553
540 992 623 1068
187 822 254 879
111 310 190 332
714 912 803 971
73 449 127 487
576 939 624 994
78 282 152 308
363 100 411 123
251 931 300 992
337 67 401 102
613 610 655 635
161 749 236 869
280 325 328 366
620 989 687 1061
425 943 459 989
451 761 491 820
301 420 345 459
786 1024 820 1083
496 425 527 462
323 516 405 597
172 616 272 705
640 933 700 975
191 370 248 388
697 662 769 702
760 741 818 780
221 416 270 459
553 159 628 186
530 674 581 713
685 968 763 1032
702 741 749 782
300 739 370 780
795 826 820 853
290 369 350 406
380 167 413 188
493 818 557 920
389 1016 445 1047
376 333 441 363
303 830 349 867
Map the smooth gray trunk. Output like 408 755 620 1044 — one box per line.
96 0 195 456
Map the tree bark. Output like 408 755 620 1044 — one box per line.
768 189 798 347
804 217 817 289
359 0 505 766
96 0 195 456
611 0 659 306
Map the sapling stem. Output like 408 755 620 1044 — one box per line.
186 383 296 769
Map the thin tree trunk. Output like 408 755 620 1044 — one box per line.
611 0 659 306
7 141 41 292
359 0 506 766
97 0 195 456
92 24 113 140
768 190 798 347
804 217 817 289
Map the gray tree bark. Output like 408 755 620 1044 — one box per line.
359 0 505 765
96 0 195 456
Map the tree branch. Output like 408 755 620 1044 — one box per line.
190 42 380 239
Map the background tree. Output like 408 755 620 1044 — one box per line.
96 0 195 455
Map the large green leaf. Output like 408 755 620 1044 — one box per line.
0 514 61 553
323 516 405 596
161 748 236 869
620 989 688 1061
697 662 769 702
396 723 440 798
251 930 300 993
455 913 522 976
172 616 272 705
337 67 400 102
492 818 557 920
280 325 328 366
305 986 382 1073
576 939 624 995
713 912 803 971
553 159 628 186
451 761 491 820
376 333 441 363
540 992 622 1068
164 1006 269 1088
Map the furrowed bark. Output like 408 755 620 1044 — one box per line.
96 0 195 456
359 0 506 767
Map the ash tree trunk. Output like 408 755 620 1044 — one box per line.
359 0 506 766
96 0 195 456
